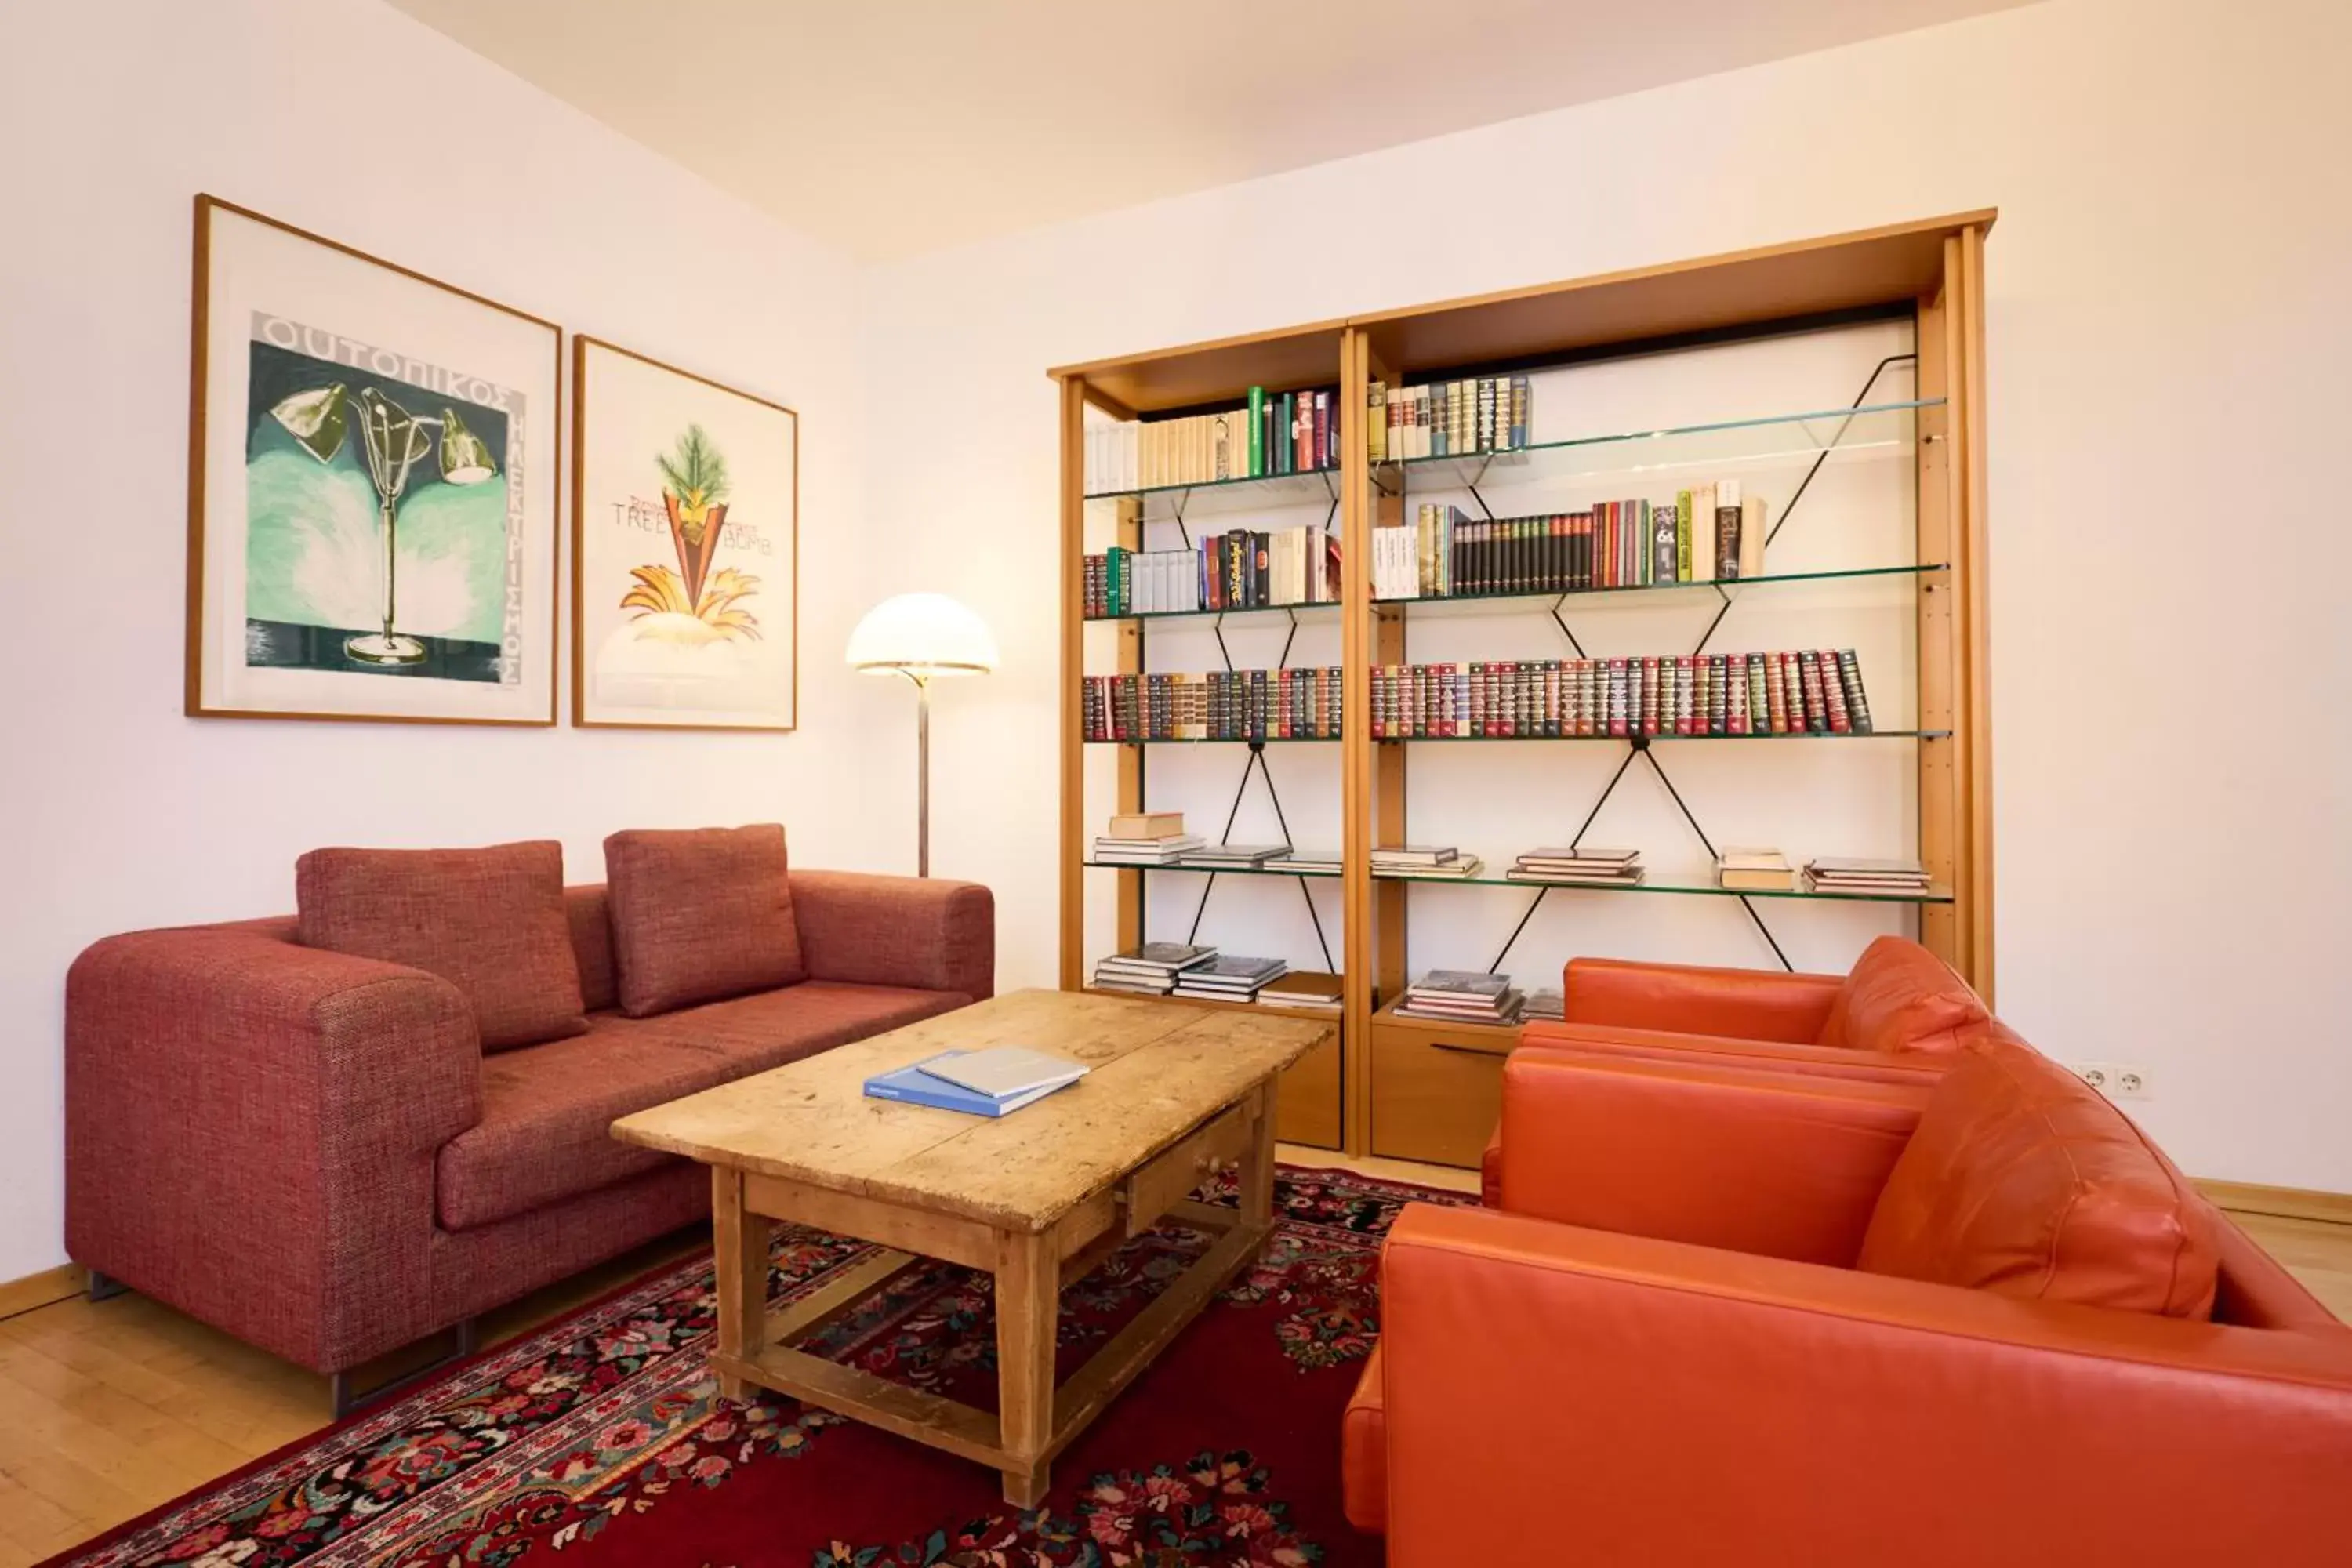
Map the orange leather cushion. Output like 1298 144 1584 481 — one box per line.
1858 1042 2218 1318
1341 1343 1386 1534
1816 935 1987 1054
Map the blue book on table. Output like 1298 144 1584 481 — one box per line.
862 1050 1076 1117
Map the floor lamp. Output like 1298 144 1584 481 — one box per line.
847 593 999 877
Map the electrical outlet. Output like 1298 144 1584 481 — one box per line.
2067 1062 2150 1101
2071 1062 2117 1094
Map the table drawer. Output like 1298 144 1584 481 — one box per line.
1126 1097 1254 1236
1370 1018 1507 1168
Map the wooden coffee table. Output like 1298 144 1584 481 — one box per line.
609 987 1333 1505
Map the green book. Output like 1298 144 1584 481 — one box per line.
1106 546 1127 615
1247 386 1265 476
1279 393 1294 474
1675 488 1694 582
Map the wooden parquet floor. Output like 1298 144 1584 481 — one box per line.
0 1150 2339 1567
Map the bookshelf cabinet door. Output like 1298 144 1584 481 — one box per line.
1276 1033 1344 1149
1370 1024 1505 1168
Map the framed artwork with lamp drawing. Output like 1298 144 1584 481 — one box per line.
184 194 562 725
570 337 798 731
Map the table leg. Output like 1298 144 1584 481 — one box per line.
712 1167 770 1403
993 1227 1058 1507
1237 1082 1278 1230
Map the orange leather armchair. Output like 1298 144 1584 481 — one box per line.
1481 936 1992 1203
1348 1044 2352 1566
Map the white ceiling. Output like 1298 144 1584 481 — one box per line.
388 0 2037 260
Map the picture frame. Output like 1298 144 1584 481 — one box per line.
571 336 798 732
184 195 563 725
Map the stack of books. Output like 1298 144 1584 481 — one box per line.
1268 849 1343 875
863 1047 1090 1119
1716 847 1795 891
1505 847 1642 886
1180 843 1291 871
1173 954 1289 1003
1091 811 1202 866
1395 971 1524 1025
1806 857 1931 895
1523 989 1566 1022
1092 942 1214 995
1371 846 1482 879
1258 973 1343 1012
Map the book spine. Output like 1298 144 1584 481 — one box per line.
1820 648 1853 733
1653 503 1679 586
1715 477 1743 580
1675 489 1694 582
1796 651 1828 733
1764 653 1788 735
1836 649 1873 733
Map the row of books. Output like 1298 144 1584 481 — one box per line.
1370 492 1769 605
1083 387 1337 493
1366 377 1533 461
1370 651 1875 739
1082 669 1342 742
1083 527 1341 618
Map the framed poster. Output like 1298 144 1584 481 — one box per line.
572 337 797 731
185 195 561 724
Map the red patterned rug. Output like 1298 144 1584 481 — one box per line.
50 1167 1465 1567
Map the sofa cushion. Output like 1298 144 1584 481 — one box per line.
1857 1042 2219 1318
1341 1344 1388 1534
435 981 969 1230
1816 935 1987 1054
296 840 586 1051
605 825 805 1018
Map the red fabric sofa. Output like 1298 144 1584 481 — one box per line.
1348 963 2352 1565
65 869 990 1394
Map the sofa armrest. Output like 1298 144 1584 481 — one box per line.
65 925 481 1371
1499 1050 1925 1265
1563 956 1842 1042
1519 1019 1953 1085
1379 1204 2352 1568
789 870 993 998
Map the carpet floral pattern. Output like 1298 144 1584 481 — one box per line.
48 1167 1465 1568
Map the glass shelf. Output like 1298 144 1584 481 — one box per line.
1087 856 1949 903
1083 858 1341 879
1083 463 1341 520
1083 562 1942 624
1382 398 1937 495
1372 863 1952 904
1375 729 1947 743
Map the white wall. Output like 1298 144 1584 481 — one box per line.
0 0 891 1280
864 0 2352 1191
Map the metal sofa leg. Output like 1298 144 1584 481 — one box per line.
329 1317 481 1419
85 1269 130 1301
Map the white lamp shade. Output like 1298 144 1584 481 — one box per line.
846 592 998 677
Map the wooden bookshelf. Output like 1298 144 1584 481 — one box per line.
1054 212 1996 1161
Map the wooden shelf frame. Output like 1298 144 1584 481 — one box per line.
1057 212 1997 1157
